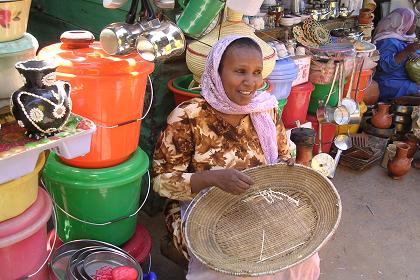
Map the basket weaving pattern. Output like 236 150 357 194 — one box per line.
185 164 342 276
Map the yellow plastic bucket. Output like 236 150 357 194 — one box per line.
336 101 367 135
0 152 45 222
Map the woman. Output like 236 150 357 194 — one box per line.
153 35 320 279
372 8 420 102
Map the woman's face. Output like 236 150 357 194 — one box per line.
220 46 264 106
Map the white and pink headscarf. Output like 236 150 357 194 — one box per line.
200 35 279 164
373 8 416 43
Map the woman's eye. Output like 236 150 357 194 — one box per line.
254 70 262 75
235 69 245 73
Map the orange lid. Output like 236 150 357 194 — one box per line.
38 30 154 76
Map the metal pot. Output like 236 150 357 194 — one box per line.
136 19 186 61
100 22 144 55
392 104 414 115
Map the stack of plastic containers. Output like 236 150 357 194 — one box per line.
39 30 155 246
0 2 55 278
267 58 298 117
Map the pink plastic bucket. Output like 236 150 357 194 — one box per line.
0 187 52 280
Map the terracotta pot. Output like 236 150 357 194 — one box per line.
359 8 374 19
387 143 413 179
290 127 316 166
404 133 418 158
371 103 393 129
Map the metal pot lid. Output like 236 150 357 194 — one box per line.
38 30 154 76
0 33 38 56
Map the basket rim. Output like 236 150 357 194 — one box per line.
184 163 342 276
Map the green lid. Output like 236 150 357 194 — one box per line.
43 148 149 189
0 33 39 56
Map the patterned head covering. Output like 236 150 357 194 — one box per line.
373 8 416 43
200 35 279 164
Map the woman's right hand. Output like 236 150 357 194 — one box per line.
191 169 254 195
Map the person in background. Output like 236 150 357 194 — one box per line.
153 35 320 279
372 8 420 102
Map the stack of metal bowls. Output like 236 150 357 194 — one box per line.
392 105 413 135
50 240 142 280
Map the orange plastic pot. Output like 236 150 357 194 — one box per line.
38 31 154 168
343 69 373 103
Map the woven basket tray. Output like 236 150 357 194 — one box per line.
184 164 342 276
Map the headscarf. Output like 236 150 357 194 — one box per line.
200 35 279 164
373 8 416 43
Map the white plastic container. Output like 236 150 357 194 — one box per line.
0 114 96 184
0 33 38 107
226 0 265 16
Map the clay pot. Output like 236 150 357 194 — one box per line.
387 143 413 179
291 127 316 166
371 103 392 129
404 133 418 158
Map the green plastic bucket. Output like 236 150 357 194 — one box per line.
278 98 287 117
42 148 149 246
307 82 340 115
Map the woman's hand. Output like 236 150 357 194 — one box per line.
278 157 295 166
191 169 254 195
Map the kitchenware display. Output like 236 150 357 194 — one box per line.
0 33 38 107
329 1 340 18
307 8 330 21
136 19 186 61
0 0 32 42
339 6 354 18
329 134 352 178
0 114 96 184
11 60 72 139
316 103 351 125
185 163 341 276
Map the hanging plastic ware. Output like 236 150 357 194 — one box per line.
37 30 154 168
177 0 225 37
226 0 264 16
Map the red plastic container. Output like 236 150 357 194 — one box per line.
38 31 154 168
282 82 314 128
307 114 337 155
0 188 52 280
343 69 373 103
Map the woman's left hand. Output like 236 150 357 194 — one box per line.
278 157 295 166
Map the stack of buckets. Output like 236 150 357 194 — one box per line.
37 30 154 257
267 58 298 117
0 2 54 279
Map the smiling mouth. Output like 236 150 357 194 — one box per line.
239 90 254 96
